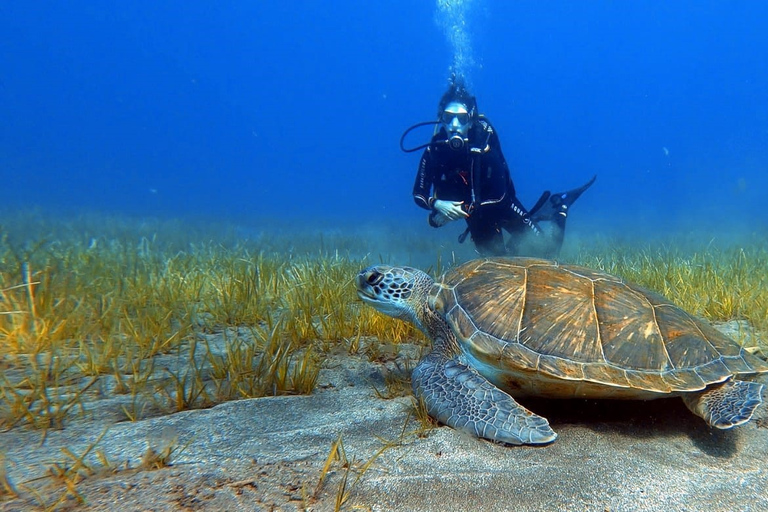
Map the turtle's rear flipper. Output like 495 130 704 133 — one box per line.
531 174 596 222
682 379 764 429
412 353 557 445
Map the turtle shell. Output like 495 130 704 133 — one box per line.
433 257 768 398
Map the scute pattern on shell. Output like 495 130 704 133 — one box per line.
435 258 768 394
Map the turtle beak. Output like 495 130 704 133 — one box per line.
356 269 380 302
356 286 372 301
357 290 375 303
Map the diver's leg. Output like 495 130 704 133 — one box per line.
545 217 566 257
466 214 506 256
503 197 561 258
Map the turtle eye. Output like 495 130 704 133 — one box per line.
366 271 384 286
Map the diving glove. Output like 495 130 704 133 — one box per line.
433 199 469 221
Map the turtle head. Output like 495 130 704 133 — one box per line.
356 265 434 332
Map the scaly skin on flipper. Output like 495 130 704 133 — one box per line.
357 264 556 445
682 379 765 429
413 351 556 445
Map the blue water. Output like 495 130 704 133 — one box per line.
2 1 767 236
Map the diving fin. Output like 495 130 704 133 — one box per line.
528 190 552 218
531 175 596 222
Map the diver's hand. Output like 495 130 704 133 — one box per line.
433 199 469 220
429 211 451 227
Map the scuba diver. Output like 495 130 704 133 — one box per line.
401 77 596 257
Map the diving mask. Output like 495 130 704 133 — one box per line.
441 101 472 150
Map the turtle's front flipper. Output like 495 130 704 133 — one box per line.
412 352 557 445
682 379 764 429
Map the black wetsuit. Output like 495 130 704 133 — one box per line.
413 117 565 256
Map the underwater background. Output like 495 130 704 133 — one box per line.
2 1 767 241
2 4 768 508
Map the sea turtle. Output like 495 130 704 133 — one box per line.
356 257 768 445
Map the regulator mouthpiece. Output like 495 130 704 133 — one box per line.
448 135 466 151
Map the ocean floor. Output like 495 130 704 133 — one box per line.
1 213 767 511
1 321 767 512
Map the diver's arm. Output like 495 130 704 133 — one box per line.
413 147 436 211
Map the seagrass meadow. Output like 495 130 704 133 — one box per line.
1 210 767 507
